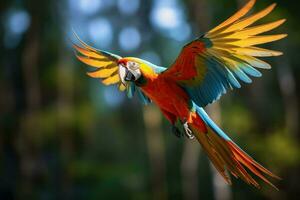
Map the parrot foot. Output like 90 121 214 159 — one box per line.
183 122 195 140
171 125 183 138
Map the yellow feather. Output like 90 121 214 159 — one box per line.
224 3 277 33
87 68 117 78
211 38 240 43
230 19 286 39
209 31 236 39
118 84 126 91
208 0 256 34
234 54 271 69
102 74 120 85
76 55 114 68
230 34 287 47
73 44 104 59
212 43 240 49
208 48 231 58
220 56 239 71
73 31 100 53
234 47 283 57
73 31 127 93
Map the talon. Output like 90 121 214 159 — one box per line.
183 122 194 140
171 125 183 138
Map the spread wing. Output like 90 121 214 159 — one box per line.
161 0 287 107
73 33 151 104
73 33 126 91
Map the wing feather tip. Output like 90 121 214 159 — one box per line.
86 72 93 78
280 33 288 39
86 71 102 78
269 3 277 11
86 71 97 78
280 18 287 24
275 51 283 56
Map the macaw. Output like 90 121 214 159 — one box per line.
73 0 286 189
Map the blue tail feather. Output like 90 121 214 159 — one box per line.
196 106 231 141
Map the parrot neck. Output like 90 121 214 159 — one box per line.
135 74 147 87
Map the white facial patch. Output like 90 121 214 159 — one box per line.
118 64 127 85
127 61 139 71
126 61 141 80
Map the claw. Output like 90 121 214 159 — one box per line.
171 125 183 138
183 122 195 140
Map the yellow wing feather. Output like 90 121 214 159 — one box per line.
230 34 287 47
87 68 118 78
205 0 286 72
73 44 103 59
233 47 283 57
209 0 256 33
230 19 286 39
75 54 114 68
102 74 120 85
223 3 277 33
73 33 124 90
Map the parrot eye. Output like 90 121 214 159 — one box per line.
126 61 140 71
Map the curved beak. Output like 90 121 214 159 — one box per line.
118 64 127 86
118 65 136 85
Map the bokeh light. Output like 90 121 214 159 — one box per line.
169 22 191 41
7 10 31 35
150 0 191 42
88 18 113 48
78 0 102 15
119 27 141 52
117 0 140 15
140 51 162 66
150 5 183 30
103 86 125 107
4 9 31 49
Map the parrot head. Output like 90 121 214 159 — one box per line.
118 58 157 86
118 59 142 85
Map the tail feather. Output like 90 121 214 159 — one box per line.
195 130 231 184
191 107 280 190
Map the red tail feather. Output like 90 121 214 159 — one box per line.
190 113 280 190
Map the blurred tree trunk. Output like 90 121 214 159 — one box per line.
275 44 299 137
19 1 43 198
143 105 168 200
56 2 75 198
275 43 299 200
0 2 19 199
181 139 200 200
57 54 75 199
0 60 19 199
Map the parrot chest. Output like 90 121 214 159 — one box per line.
140 77 190 115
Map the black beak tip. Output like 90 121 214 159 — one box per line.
125 71 135 81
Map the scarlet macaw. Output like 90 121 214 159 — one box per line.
74 0 286 189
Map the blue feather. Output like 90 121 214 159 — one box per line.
196 106 231 141
126 83 136 98
240 64 262 77
136 89 151 105
232 67 252 83
186 57 236 107
224 67 241 88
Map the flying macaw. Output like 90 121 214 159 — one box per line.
73 0 286 189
